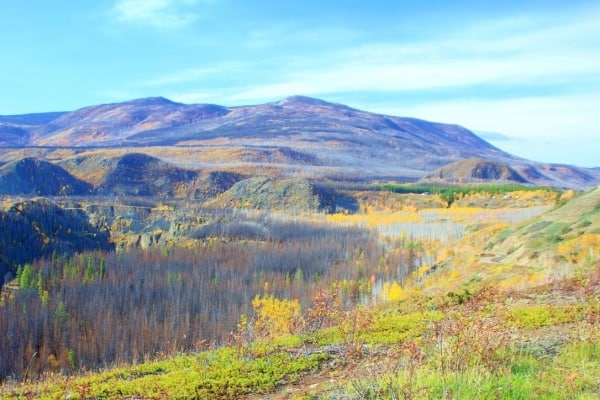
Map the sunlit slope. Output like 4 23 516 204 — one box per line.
489 186 600 265
416 186 600 294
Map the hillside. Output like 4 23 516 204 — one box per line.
0 199 113 285
0 157 93 196
1 96 598 188
420 158 528 184
94 153 198 197
208 176 357 214
484 186 600 268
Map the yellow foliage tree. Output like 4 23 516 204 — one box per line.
388 281 404 301
380 280 405 302
251 294 302 339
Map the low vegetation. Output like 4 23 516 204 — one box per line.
1 186 599 399
380 183 559 207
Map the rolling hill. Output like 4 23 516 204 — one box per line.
0 157 93 196
1 96 599 189
93 153 198 197
420 158 528 184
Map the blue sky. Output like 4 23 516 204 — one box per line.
1 1 599 167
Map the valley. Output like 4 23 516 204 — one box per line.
0 97 599 399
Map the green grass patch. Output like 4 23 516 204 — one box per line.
363 310 444 345
341 338 600 400
505 304 587 328
544 222 572 237
3 346 328 399
524 220 553 234
494 228 514 243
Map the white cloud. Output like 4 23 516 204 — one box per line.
113 0 202 28
226 6 600 101
134 2 600 102
376 93 600 138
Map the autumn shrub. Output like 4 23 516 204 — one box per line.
250 294 302 339
304 288 338 333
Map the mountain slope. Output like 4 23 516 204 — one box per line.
0 112 65 146
2 96 599 188
208 176 351 213
487 186 600 266
32 97 229 146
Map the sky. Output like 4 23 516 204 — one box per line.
1 1 599 167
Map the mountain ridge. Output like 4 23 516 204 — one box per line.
1 96 599 189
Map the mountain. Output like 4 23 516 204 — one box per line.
0 157 93 196
0 112 65 146
420 158 528 184
1 96 599 189
0 111 65 125
32 97 229 146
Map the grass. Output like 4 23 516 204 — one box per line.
505 303 589 328
1 347 328 399
332 287 600 400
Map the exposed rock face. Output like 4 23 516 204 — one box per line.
192 171 245 201
0 157 93 195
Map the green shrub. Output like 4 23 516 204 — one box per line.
506 304 586 328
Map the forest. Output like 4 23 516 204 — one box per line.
0 211 425 381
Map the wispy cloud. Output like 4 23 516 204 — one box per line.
128 1 598 103
224 5 600 103
382 93 600 138
113 0 204 29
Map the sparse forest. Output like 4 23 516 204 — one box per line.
0 214 392 381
